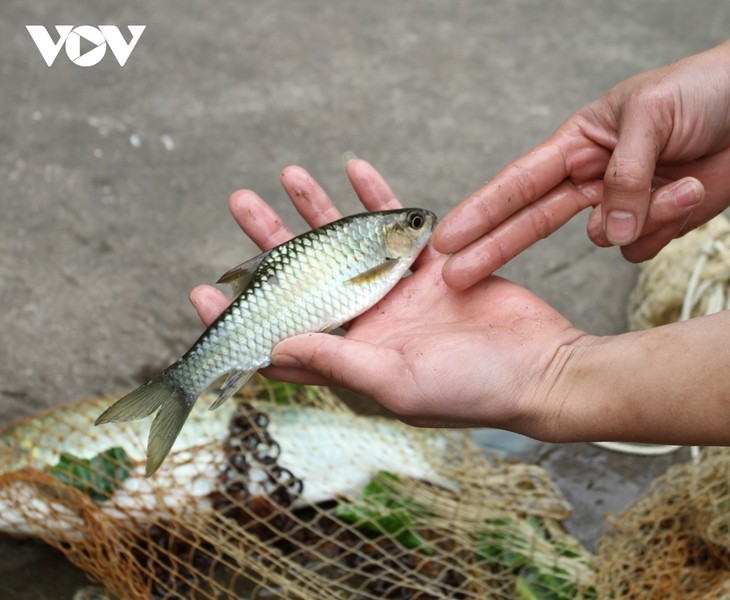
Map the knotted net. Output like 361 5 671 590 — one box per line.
628 214 730 330
597 214 730 597
597 446 730 598
0 379 596 599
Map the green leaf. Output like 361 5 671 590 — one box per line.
257 379 320 405
476 518 596 600
47 447 132 502
336 471 434 553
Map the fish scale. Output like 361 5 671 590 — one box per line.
96 208 435 475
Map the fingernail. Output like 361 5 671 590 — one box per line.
673 179 702 208
271 352 302 368
605 211 637 245
341 151 358 166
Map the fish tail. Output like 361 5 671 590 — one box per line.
95 373 195 477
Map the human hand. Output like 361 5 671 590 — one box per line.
189 160 587 438
434 41 730 290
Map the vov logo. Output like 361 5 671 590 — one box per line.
26 25 146 67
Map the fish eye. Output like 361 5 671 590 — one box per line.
406 211 425 229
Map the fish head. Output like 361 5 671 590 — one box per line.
382 208 436 260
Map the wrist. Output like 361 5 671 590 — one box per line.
531 312 730 447
527 329 678 444
517 332 607 443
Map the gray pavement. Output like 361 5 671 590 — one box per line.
1 0 729 597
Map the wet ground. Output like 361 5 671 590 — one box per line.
2 0 729 597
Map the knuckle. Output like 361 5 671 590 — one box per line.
487 233 510 270
528 204 554 240
470 192 495 231
308 337 332 368
628 86 672 115
603 157 650 194
508 163 537 205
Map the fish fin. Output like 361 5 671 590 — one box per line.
208 369 254 411
146 391 195 477
217 250 272 297
345 258 398 286
95 375 173 424
95 374 195 477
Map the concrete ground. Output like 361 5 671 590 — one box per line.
1 0 729 597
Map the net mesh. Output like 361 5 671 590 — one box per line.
597 214 730 597
0 379 596 599
596 447 730 598
8 218 730 598
628 214 730 331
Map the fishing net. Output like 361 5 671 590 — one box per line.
628 214 730 331
596 447 730 598
596 214 730 597
0 378 596 599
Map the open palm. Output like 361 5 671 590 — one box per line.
190 159 586 436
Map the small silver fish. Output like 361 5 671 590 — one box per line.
1 391 454 538
96 209 436 475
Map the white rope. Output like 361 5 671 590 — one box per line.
591 441 682 456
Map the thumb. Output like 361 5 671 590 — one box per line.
602 106 667 246
271 333 402 398
586 176 704 247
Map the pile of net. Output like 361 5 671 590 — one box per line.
597 446 730 598
0 378 595 599
597 214 730 597
628 214 730 330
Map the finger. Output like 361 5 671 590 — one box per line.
228 190 295 250
433 141 572 255
345 158 403 211
258 364 332 386
189 285 231 326
619 216 692 263
346 157 440 271
441 180 597 290
280 166 343 228
600 104 669 246
271 333 402 400
587 176 704 247
655 145 730 220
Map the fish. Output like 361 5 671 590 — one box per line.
0 390 455 538
95 209 436 476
